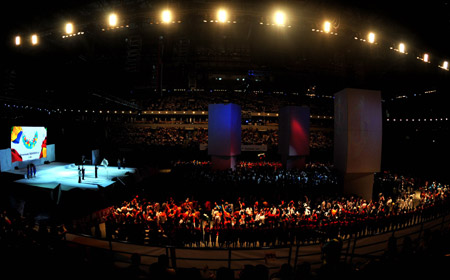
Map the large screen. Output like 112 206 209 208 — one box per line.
11 126 47 162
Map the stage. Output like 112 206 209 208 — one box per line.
8 162 136 191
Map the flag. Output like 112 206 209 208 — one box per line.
101 158 109 167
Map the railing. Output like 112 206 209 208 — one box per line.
64 211 450 274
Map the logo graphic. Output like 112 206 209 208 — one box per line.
11 126 23 144
22 132 38 149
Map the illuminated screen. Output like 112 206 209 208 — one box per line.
11 126 47 162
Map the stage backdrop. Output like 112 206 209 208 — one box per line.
11 126 47 163
46 144 56 162
0 144 56 172
0 148 12 172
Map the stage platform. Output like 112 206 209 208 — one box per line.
8 162 136 191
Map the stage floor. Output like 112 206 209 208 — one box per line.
10 162 136 191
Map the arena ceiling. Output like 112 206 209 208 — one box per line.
1 0 450 106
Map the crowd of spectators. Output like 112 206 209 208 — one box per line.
0 207 71 279
171 161 337 192
2 201 450 280
309 130 333 151
98 162 449 248
108 126 208 148
144 91 334 116
107 126 332 150
2 162 449 280
241 128 278 146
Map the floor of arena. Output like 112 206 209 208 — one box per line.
7 162 136 191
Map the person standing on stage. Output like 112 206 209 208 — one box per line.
82 166 85 180
29 164 34 178
78 166 82 183
95 165 98 178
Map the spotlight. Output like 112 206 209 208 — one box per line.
399 43 405 53
440 61 449 70
109 13 118 27
368 32 375 43
161 10 172 23
323 21 331 33
274 11 286 25
417 53 430 62
31 34 38 45
65 22 74 34
217 9 227 23
15 36 21 46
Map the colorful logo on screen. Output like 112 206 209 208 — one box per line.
40 137 47 159
23 132 38 149
11 126 23 144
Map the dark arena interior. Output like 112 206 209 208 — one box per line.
1 1 450 279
